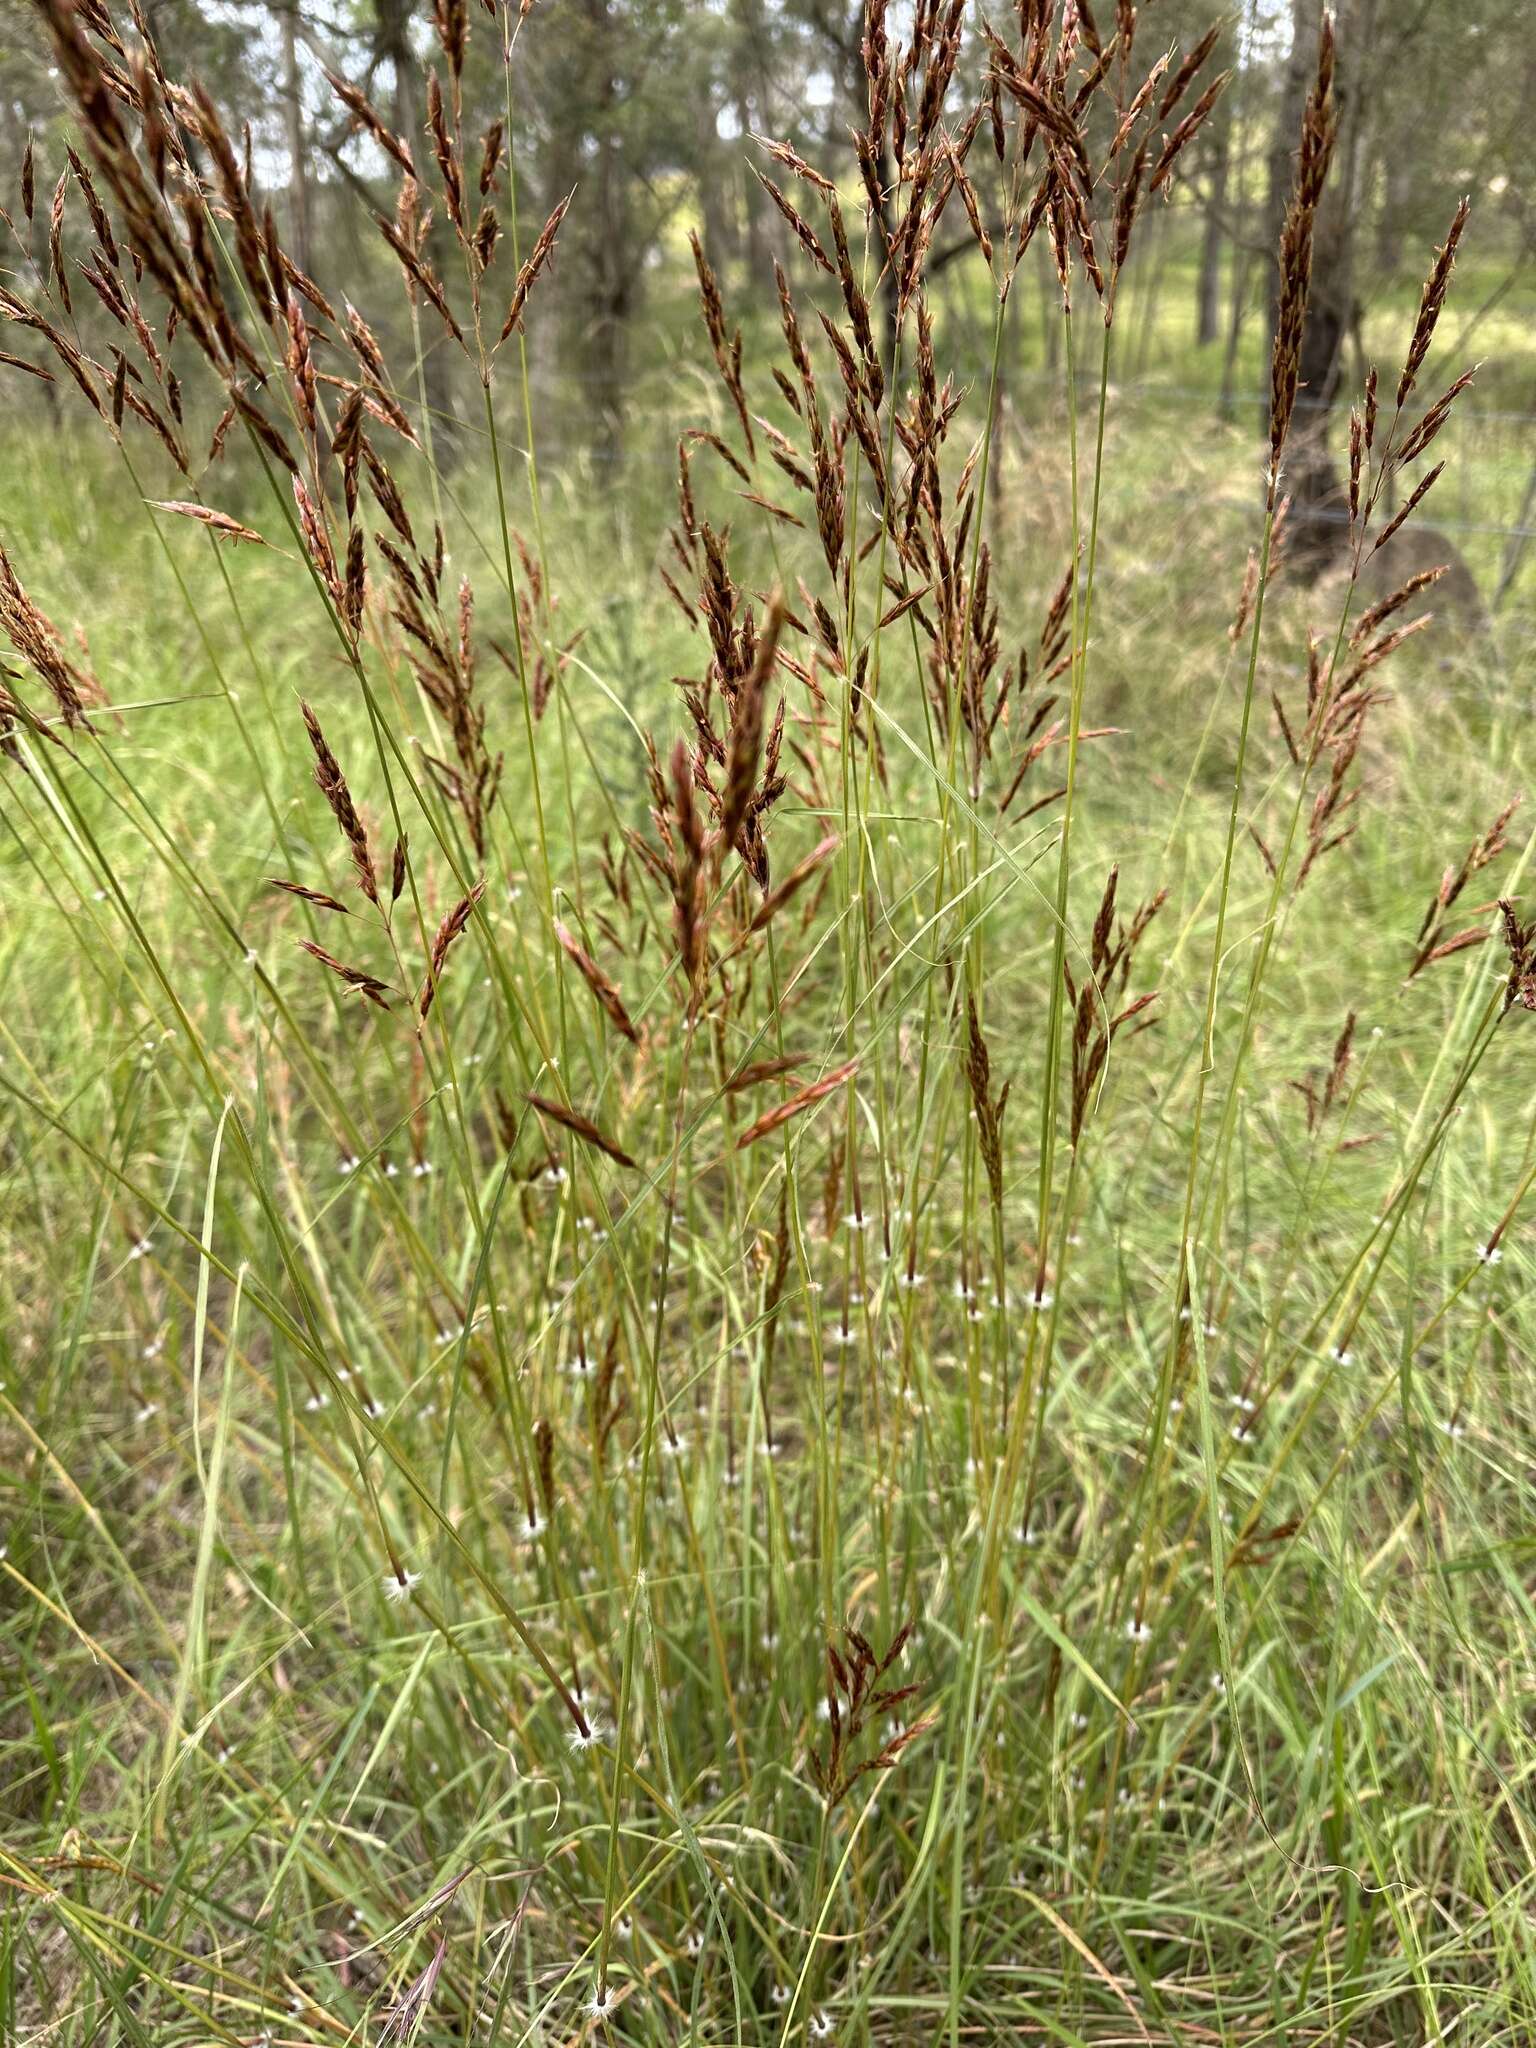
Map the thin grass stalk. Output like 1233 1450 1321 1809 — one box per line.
594 1022 700 2004
1125 482 1280 1604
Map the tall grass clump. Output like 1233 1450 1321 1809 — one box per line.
3 2 1534 2043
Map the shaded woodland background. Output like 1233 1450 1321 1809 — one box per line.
3 0 1534 602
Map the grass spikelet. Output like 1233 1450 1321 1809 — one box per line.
1398 196 1471 409
964 995 1009 1211
147 500 268 547
297 939 393 1009
300 699 379 904
718 592 785 857
420 881 487 1018
554 920 641 1044
498 191 574 346
736 1060 857 1150
525 1092 639 1169
267 877 351 915
0 541 98 729
1269 13 1336 471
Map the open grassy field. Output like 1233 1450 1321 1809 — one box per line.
6 4 1536 2045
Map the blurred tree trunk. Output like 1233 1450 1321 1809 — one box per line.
1218 242 1252 419
694 94 734 270
1195 88 1231 348
1266 0 1372 577
373 0 459 463
1264 0 1315 431
1493 404 1536 611
1130 199 1169 379
277 1 312 278
1374 154 1413 276
588 44 633 466
732 0 771 279
539 0 638 465
374 0 418 156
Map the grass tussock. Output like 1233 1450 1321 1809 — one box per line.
2 1 1535 2043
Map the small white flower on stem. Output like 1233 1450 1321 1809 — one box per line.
1126 1617 1152 1643
810 2011 834 2039
1475 1243 1502 1265
568 1716 609 1753
383 1569 420 1604
584 1982 618 2019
